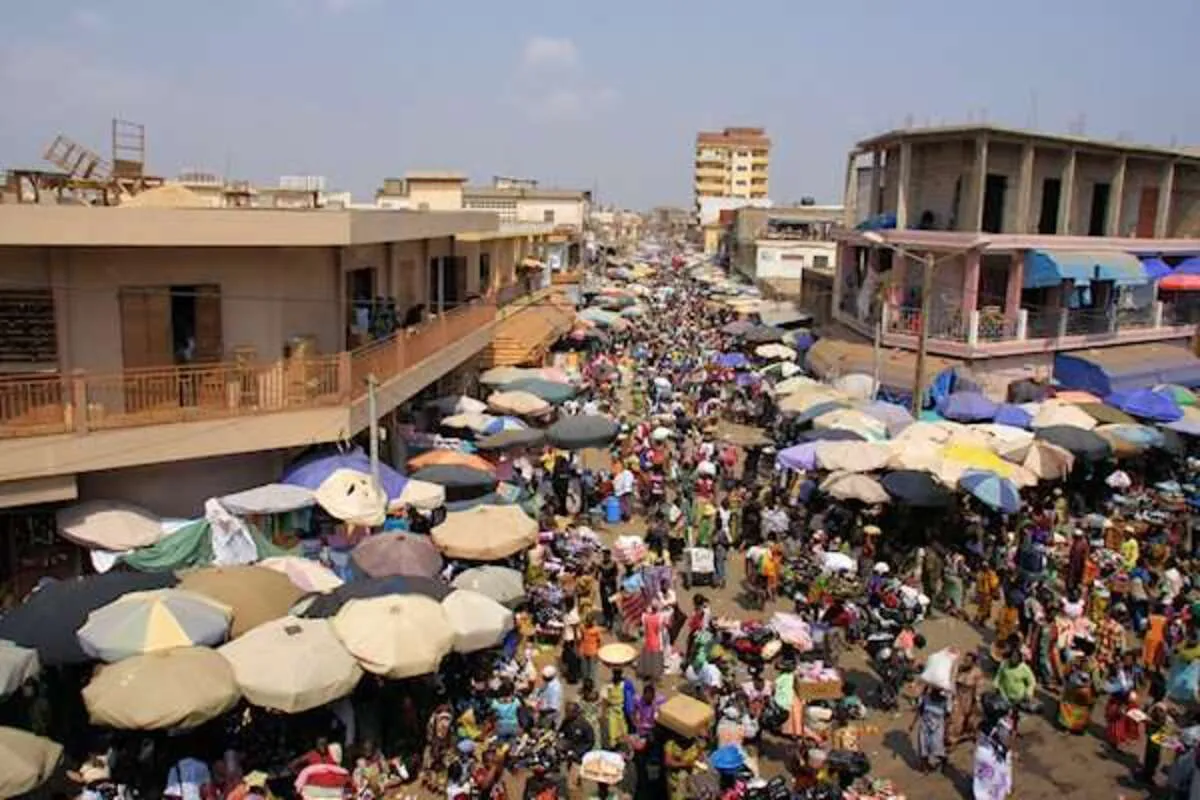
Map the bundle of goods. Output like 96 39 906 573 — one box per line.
843 777 906 800
729 621 783 663
918 648 960 692
769 612 815 653
658 693 715 738
613 535 647 565
580 750 626 784
794 661 843 701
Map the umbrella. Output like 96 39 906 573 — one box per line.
0 642 38 699
293 575 453 619
886 439 943 472
742 325 785 343
476 428 546 450
82 647 239 730
819 472 889 504
258 556 344 593
1095 423 1164 451
547 415 620 449
1154 384 1198 407
1030 401 1099 430
940 443 1018 478
483 416 530 435
938 392 998 423
283 449 408 502
77 589 232 663
440 412 497 433
0 727 62 797
881 471 954 507
312 469 387 527
506 378 578 404
1106 388 1184 423
773 375 821 395
426 394 488 415
959 469 1021 514
992 404 1032 429
479 366 529 385
578 308 622 328
332 595 454 678
714 420 772 448
219 484 315 516
56 500 164 551
1055 390 1101 404
407 450 495 473
1155 427 1187 456
775 442 818 471
714 352 751 370
177 566 302 638
1106 470 1133 490
894 421 955 445
431 505 537 561
451 566 525 608
411 464 497 491
813 409 888 441
976 424 1035 461
832 373 877 401
793 400 851 425
815 441 891 473
1020 440 1075 480
1167 418 1200 437
795 427 867 444
1035 425 1112 462
488 391 551 417
722 320 755 335
393 479 446 511
760 362 803 380
754 343 797 361
778 388 845 415
352 532 444 578
0 571 177 665
858 400 915 436
442 590 515 653
219 617 362 714
1074 403 1136 426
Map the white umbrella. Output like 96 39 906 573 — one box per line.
442 590 515 653
773 375 820 395
815 441 891 473
886 439 944 472
1030 400 1098 431
441 412 497 433
819 472 889 504
313 469 387 527
487 391 551 417
754 343 797 361
393 479 446 511
813 409 888 441
762 362 803 380
332 595 453 678
974 424 1035 461
832 373 877 401
451 566 525 608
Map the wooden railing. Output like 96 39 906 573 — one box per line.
0 301 499 439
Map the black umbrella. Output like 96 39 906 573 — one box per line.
411 464 497 503
794 428 867 444
547 415 620 450
476 428 546 450
741 326 786 344
294 576 452 619
1035 425 1112 462
0 570 178 665
880 471 954 508
1155 427 1187 456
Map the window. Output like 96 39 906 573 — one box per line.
736 165 748 171
813 255 830 271
735 180 747 186
479 252 492 291
0 289 57 364
543 209 555 223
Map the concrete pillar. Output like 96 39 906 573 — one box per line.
1155 161 1176 238
1106 155 1127 236
832 242 848 315
891 255 908 308
842 150 860 229
1015 144 1035 234
335 246 348 350
870 150 882 216
967 310 980 347
1058 149 1077 235
896 142 913 230
970 135 989 231
963 250 981 313
1016 309 1029 340
1005 251 1024 319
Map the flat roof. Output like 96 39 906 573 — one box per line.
0 206 498 247
463 186 588 201
838 228 1200 256
855 123 1200 163
456 222 556 242
405 171 468 182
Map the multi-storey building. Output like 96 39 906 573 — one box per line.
693 127 770 217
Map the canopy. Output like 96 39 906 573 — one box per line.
431 505 537 561
57 500 164 551
0 571 178 665
82 647 239 730
351 532 444 579
0 641 39 699
881 471 954 507
1054 343 1200 396
547 415 620 450
441 590 515 653
177 565 303 638
218 484 315 515
77 589 232 663
258 556 344 593
1141 256 1173 279
0 727 62 798
293 575 452 619
1023 249 1146 289
332 595 454 679
1105 387 1184 423
219 617 362 714
451 566 525 608
120 517 290 573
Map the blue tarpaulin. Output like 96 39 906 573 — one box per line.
1105 388 1184 423
1054 344 1200 396
1024 250 1147 289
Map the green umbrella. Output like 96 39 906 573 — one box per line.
505 378 577 405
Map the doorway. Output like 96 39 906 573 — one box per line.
120 285 221 369
1038 178 1061 234
1088 183 1111 236
981 174 1007 233
1136 187 1159 237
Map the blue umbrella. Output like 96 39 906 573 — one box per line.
1105 388 1184 423
993 404 1032 429
714 352 750 369
1098 423 1164 449
959 469 1021 514
776 442 818 471
1176 256 1200 275
786 331 816 350
938 391 998 422
482 416 528 435
284 449 408 501
1142 257 1172 280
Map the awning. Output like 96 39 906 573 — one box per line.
1053 343 1200 396
1024 250 1147 289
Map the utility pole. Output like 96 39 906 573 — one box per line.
871 312 882 402
911 252 935 415
366 374 381 490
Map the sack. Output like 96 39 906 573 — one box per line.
919 648 959 692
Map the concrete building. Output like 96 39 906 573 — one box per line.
729 205 841 319
829 124 1200 400
694 127 770 216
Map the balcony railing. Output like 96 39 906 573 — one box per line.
0 301 497 439
887 306 968 341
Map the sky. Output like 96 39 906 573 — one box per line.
2 0 1199 210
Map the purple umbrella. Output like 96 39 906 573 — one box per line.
351 533 444 579
860 400 915 436
937 392 999 422
284 449 409 501
993 404 1032 429
1105 388 1184 423
776 443 818 471
715 352 750 370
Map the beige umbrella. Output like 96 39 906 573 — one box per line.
813 409 888 441
82 647 239 730
754 343 797 361
893 421 955 446
779 387 845 414
1008 464 1040 488
1030 400 1098 430
819 472 889 504
942 426 996 451
814 441 891 473
975 424 1036 461
258 557 344 593
56 500 163 551
487 390 550 417
332 595 453 679
177 566 304 638
441 412 497 433
773 376 821 396
832 373 877 401
1021 441 1075 480
480 366 528 385
219 617 362 714
0 727 62 798
312 468 387 527
886 439 944 472
432 505 538 561
391 479 447 511
442 590 515 653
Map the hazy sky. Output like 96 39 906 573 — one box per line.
3 0 1198 209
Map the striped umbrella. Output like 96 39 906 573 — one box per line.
959 469 1021 514
77 589 232 663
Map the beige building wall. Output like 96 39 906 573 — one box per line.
515 199 585 229
406 181 465 211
